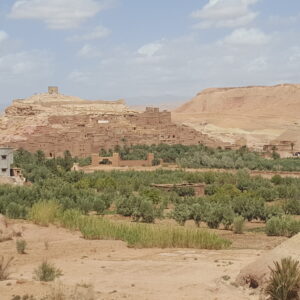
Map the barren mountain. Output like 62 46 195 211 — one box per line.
173 84 300 153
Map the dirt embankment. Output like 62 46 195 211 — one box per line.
236 233 300 289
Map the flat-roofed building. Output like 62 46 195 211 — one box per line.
0 147 14 177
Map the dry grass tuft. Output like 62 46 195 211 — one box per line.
0 256 14 281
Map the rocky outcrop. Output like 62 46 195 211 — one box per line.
6 93 128 116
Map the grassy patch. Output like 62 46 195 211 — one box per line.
28 201 231 250
78 216 231 250
29 201 60 226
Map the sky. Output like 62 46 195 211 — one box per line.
0 0 300 110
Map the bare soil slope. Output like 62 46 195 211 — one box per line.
173 84 300 151
236 233 300 288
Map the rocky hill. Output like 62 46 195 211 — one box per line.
0 87 218 157
173 84 300 154
0 88 129 145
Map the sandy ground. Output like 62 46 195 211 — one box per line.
0 220 286 300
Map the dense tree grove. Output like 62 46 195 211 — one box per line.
100 144 300 171
0 148 299 236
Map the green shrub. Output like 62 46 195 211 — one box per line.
190 203 204 227
33 261 63 282
29 201 60 226
232 216 245 234
172 186 195 197
271 175 283 185
272 151 281 160
77 156 92 167
92 197 106 215
266 216 300 237
140 188 162 205
262 205 284 221
220 206 235 230
256 187 278 202
205 209 222 229
16 239 27 254
283 199 300 215
6 202 27 219
115 195 139 217
116 195 162 223
152 158 161 166
265 257 300 300
132 199 157 223
204 204 234 229
232 195 265 221
205 184 218 196
172 204 191 226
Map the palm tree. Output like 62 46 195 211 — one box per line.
291 142 295 152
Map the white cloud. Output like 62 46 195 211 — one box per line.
9 0 114 29
268 14 300 26
0 31 8 43
66 30 300 103
0 51 52 80
192 0 259 29
68 26 111 41
288 47 300 64
68 70 91 83
77 44 102 58
137 42 162 57
246 57 267 71
221 28 270 46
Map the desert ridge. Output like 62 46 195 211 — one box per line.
173 84 300 156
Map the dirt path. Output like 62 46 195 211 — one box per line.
0 221 273 300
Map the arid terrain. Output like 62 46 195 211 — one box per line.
0 218 287 300
0 87 216 157
2 2 300 300
2 84 300 158
173 84 300 152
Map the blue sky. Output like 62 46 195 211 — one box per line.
0 0 300 109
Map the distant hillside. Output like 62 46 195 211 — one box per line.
173 84 300 152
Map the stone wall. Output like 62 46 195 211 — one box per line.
263 140 296 152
